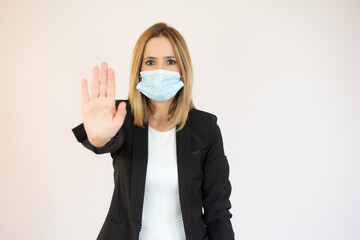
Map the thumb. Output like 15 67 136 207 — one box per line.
114 102 127 125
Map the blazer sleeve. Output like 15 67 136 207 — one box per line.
71 123 125 155
203 115 234 239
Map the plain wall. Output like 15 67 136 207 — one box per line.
0 0 359 239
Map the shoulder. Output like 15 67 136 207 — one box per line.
188 108 217 123
188 108 219 136
187 108 224 152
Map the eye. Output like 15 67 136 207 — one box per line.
167 59 176 65
145 60 155 65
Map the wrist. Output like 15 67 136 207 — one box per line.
88 136 112 148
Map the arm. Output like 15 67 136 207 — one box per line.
72 123 125 155
202 115 234 239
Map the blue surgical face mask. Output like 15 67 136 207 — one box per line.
136 69 184 102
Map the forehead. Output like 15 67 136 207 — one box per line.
143 35 175 57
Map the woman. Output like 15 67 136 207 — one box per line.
72 22 234 240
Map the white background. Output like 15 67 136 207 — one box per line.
0 0 359 239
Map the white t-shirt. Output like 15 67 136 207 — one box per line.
139 126 186 240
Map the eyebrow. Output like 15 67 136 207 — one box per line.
144 56 176 60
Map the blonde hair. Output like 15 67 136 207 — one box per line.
128 22 195 130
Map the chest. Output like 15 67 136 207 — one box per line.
146 126 178 192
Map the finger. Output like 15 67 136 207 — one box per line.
81 78 89 107
99 62 108 97
91 66 100 100
114 102 127 125
107 68 115 99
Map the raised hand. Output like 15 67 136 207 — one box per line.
81 62 127 147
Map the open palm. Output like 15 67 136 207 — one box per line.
81 62 127 147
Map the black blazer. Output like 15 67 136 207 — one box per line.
72 100 234 240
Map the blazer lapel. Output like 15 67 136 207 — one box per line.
176 121 192 238
130 123 148 227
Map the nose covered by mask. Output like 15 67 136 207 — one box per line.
136 69 184 102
